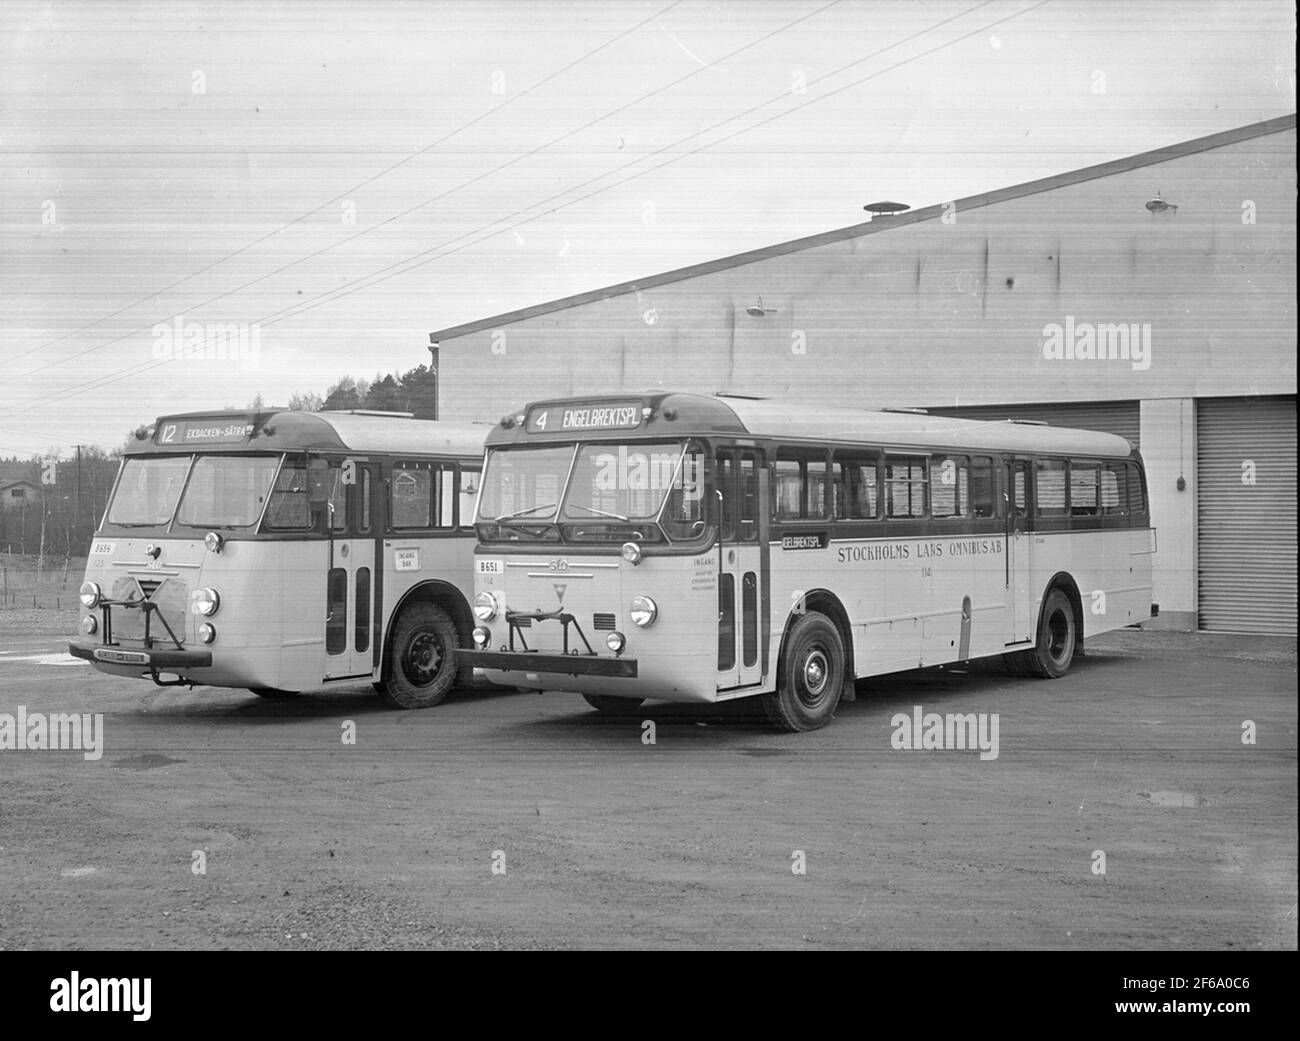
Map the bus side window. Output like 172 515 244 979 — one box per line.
391 464 432 529
1069 462 1100 517
1126 463 1147 516
773 449 827 521
970 456 995 517
1034 459 1067 517
885 456 927 518
1102 463 1126 515
1011 464 1028 517
265 457 309 529
833 451 878 520
437 468 456 528
458 468 480 529
328 466 347 531
662 445 705 538
930 455 967 518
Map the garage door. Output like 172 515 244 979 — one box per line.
928 400 1140 447
1197 396 1297 634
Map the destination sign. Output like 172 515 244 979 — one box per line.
781 532 829 551
526 402 642 434
155 418 255 447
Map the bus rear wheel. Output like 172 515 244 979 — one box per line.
1005 587 1077 678
248 687 298 699
378 602 460 709
581 693 644 715
763 612 845 732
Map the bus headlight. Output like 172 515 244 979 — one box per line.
621 541 642 566
605 631 626 654
79 581 102 609
473 591 498 621
629 595 658 628
190 587 221 616
198 623 216 644
472 626 491 648
203 531 224 554
81 615 98 635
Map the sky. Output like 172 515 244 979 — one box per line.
0 0 1294 456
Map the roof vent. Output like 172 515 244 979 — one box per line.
863 201 910 218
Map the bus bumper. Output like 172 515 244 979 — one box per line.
458 649 637 678
68 641 213 670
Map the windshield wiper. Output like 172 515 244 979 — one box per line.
492 503 557 522
566 503 630 522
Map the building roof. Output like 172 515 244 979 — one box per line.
429 113 1296 344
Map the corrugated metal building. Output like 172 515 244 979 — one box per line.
429 115 1297 634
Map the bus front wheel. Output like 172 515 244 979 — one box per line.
379 602 460 709
581 693 644 715
763 612 845 732
1005 587 1077 678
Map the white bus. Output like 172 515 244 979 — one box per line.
462 392 1155 730
70 408 485 707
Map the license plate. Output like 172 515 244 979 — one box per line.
93 648 150 665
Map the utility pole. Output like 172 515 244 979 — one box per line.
76 444 83 547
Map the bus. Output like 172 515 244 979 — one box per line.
69 408 486 708
461 391 1155 731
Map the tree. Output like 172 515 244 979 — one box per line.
322 376 369 411
398 363 439 419
365 374 403 412
288 391 324 412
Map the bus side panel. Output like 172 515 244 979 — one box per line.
1026 529 1154 639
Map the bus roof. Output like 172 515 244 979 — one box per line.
487 392 1137 458
127 409 489 458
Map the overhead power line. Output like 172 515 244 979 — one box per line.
3 0 686 369
2 0 842 388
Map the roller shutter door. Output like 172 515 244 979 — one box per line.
927 400 1140 447
1197 396 1297 634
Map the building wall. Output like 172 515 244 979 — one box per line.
438 127 1295 420
1141 398 1198 629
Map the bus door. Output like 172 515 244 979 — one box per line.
1004 459 1033 644
716 447 763 689
324 458 379 680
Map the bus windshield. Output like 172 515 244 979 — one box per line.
175 454 281 528
478 441 704 542
107 454 283 528
477 445 574 524
107 456 192 525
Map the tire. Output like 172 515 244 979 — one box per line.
248 687 298 699
581 693 645 714
762 611 845 732
1004 587 1077 678
377 602 460 709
